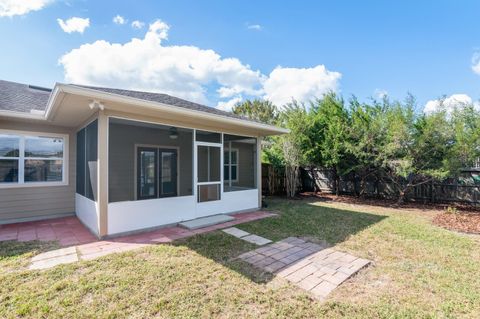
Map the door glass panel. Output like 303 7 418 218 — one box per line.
160 150 177 197
138 149 157 198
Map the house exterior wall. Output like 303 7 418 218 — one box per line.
0 119 76 224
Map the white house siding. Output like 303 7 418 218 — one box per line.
0 120 76 224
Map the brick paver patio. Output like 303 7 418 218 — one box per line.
238 237 371 300
0 211 276 270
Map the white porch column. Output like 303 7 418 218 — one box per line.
97 111 109 237
257 136 262 208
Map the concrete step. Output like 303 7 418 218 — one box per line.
179 214 234 230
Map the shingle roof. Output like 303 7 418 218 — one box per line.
0 79 257 123
0 80 51 113
72 84 253 122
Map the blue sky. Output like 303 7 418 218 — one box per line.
1 0 480 111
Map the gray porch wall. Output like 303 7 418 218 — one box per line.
108 121 193 202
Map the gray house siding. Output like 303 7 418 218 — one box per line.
0 120 76 224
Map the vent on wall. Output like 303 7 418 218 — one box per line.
28 85 52 92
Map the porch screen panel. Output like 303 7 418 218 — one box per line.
76 120 98 201
197 145 221 202
223 134 257 192
108 118 193 203
76 128 86 196
85 120 98 201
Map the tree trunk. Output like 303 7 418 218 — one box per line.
396 190 406 205
333 167 340 196
359 175 367 198
310 167 319 193
285 165 299 198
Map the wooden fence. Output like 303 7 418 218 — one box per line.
262 164 480 206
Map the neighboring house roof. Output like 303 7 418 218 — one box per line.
0 79 253 123
0 80 51 113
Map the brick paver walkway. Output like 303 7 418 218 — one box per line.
0 211 276 270
238 237 371 300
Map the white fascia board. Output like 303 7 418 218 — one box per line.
57 84 290 135
0 110 45 120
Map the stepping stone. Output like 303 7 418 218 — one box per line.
222 227 250 238
242 234 272 246
30 254 78 270
29 249 79 270
31 246 77 262
179 214 234 230
235 237 372 300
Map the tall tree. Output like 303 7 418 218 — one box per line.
232 99 279 125
376 95 454 203
308 93 353 194
346 98 387 196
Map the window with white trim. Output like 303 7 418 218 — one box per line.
224 148 238 183
0 133 66 185
223 134 257 192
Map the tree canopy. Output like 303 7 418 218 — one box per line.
235 93 480 200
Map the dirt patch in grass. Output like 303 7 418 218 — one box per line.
433 212 480 234
300 192 480 213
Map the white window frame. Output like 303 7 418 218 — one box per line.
0 129 69 188
224 147 239 183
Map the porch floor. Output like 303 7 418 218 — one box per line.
0 211 277 269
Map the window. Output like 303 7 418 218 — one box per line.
0 134 19 183
223 134 257 192
224 149 238 182
0 132 67 186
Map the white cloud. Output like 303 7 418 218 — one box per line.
0 0 52 17
472 52 480 75
113 15 126 25
246 23 262 31
59 20 263 103
263 66 341 106
424 94 479 114
131 20 144 29
57 17 89 33
59 19 341 109
216 96 243 111
374 88 388 99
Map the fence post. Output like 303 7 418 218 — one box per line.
430 180 435 203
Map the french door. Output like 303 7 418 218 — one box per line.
137 147 178 200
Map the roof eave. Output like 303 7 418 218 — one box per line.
57 83 289 135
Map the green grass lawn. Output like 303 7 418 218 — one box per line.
1 198 480 318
